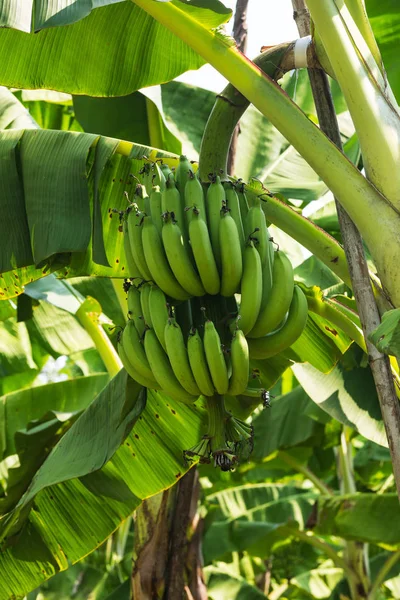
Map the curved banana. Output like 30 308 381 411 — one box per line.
135 183 150 215
227 329 249 396
162 212 205 297
149 185 163 236
117 336 159 389
237 183 250 224
160 161 173 181
148 286 170 351
123 217 142 282
239 241 262 334
139 165 152 199
161 173 186 230
259 236 275 312
141 215 190 301
127 284 145 336
203 320 229 394
144 328 198 403
139 282 153 327
164 318 201 396
188 208 220 295
127 207 153 281
220 208 243 297
224 182 245 250
187 328 215 397
249 250 294 338
152 161 166 191
248 286 308 359
206 175 226 269
184 171 207 225
244 196 269 266
122 320 158 383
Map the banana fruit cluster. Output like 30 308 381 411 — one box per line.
118 155 309 469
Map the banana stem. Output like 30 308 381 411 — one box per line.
205 395 227 451
76 305 122 377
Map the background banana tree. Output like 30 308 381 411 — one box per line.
1 0 400 599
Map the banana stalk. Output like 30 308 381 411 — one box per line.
131 0 400 309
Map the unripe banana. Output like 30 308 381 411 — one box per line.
152 161 166 191
248 286 308 359
162 212 205 297
122 320 158 383
227 329 249 396
123 217 142 281
244 196 269 266
149 185 163 236
206 175 226 269
141 215 190 301
139 282 153 327
144 328 197 403
117 336 159 389
203 320 229 394
160 162 173 181
249 250 294 338
187 328 215 397
161 174 186 230
127 284 145 336
224 182 245 250
239 241 262 334
148 286 170 351
127 207 153 281
135 183 150 215
184 171 207 226
164 318 201 396
188 208 220 295
139 164 152 198
220 207 243 297
174 155 194 194
237 183 250 223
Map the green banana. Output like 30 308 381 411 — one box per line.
162 212 205 297
152 161 166 191
237 182 250 224
249 250 294 338
244 196 269 266
206 175 226 269
123 217 142 282
122 320 158 383
239 241 262 334
149 185 163 236
127 206 153 281
224 182 245 250
184 171 207 226
188 208 220 295
164 318 201 396
139 164 152 198
203 320 229 394
127 284 145 336
135 183 150 215
161 173 186 230
160 161 173 181
220 207 243 297
227 329 249 396
117 336 159 389
174 155 194 194
144 328 197 403
187 328 215 397
139 282 153 327
248 286 308 359
148 285 170 351
141 215 190 301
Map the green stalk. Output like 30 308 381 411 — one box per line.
76 305 122 377
278 451 333 495
205 395 227 451
131 0 400 309
307 0 400 211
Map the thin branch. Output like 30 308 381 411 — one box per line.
292 0 400 504
278 451 333 496
368 550 400 600
227 0 249 176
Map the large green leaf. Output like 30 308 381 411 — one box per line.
368 308 400 361
316 493 400 548
0 318 37 377
205 567 267 600
292 356 386 447
0 1 230 95
0 374 206 598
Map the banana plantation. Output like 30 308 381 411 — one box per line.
1 0 400 598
